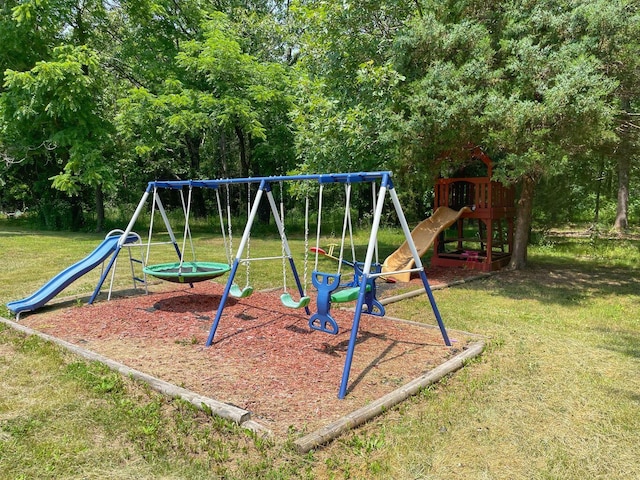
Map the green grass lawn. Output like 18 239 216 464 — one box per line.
1 219 639 479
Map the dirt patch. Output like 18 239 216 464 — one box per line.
20 268 480 437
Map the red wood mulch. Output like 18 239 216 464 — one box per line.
21 267 481 436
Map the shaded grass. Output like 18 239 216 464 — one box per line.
1 221 640 478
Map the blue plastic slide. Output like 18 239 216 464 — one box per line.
6 233 135 316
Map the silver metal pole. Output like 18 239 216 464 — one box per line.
118 190 149 247
266 189 293 257
361 180 388 276
155 195 178 245
389 187 424 269
234 181 264 260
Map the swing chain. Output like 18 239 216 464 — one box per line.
181 185 197 268
245 183 251 288
225 183 233 263
314 184 324 271
303 195 309 295
280 181 287 293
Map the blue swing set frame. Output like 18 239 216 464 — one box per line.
116 172 451 399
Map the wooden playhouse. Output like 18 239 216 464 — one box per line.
431 147 516 272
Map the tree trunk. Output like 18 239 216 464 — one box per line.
185 134 201 176
508 173 538 270
614 155 630 232
70 195 85 231
235 125 250 178
593 157 604 225
95 185 105 232
614 97 632 233
219 131 229 178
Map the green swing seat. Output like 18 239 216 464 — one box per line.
330 283 372 303
280 292 311 309
229 284 254 298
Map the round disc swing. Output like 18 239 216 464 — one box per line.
144 261 230 283
143 185 230 283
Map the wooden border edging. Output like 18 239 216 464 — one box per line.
293 340 485 453
0 315 255 428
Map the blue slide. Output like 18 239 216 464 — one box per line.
7 233 136 316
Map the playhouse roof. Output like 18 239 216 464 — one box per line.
437 145 494 179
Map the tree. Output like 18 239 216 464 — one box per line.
116 10 295 187
1 45 115 229
1 0 117 230
570 0 640 233
290 1 412 174
488 1 617 267
391 0 617 268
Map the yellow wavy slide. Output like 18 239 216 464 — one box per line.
382 206 470 282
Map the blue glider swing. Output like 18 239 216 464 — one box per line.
309 182 385 335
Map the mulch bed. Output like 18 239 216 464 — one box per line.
20 267 481 436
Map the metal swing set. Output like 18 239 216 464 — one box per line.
113 171 451 399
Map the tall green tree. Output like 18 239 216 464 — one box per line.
291 1 412 174
2 0 296 222
1 0 116 229
1 45 115 228
116 9 296 185
392 0 617 268
571 0 640 232
0 0 53 212
487 1 617 267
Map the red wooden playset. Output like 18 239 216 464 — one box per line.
431 147 516 272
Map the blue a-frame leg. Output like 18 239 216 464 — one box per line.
336 174 451 399
205 180 310 346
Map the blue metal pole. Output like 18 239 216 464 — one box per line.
207 181 265 346
337 174 390 398
387 185 451 346
418 270 451 346
149 172 393 190
288 257 311 315
206 258 241 346
338 280 369 398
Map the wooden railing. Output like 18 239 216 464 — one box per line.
434 177 515 212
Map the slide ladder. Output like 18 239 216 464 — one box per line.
104 230 147 301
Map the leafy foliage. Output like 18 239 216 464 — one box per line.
2 45 114 194
0 0 639 241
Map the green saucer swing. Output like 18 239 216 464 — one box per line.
143 261 231 284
